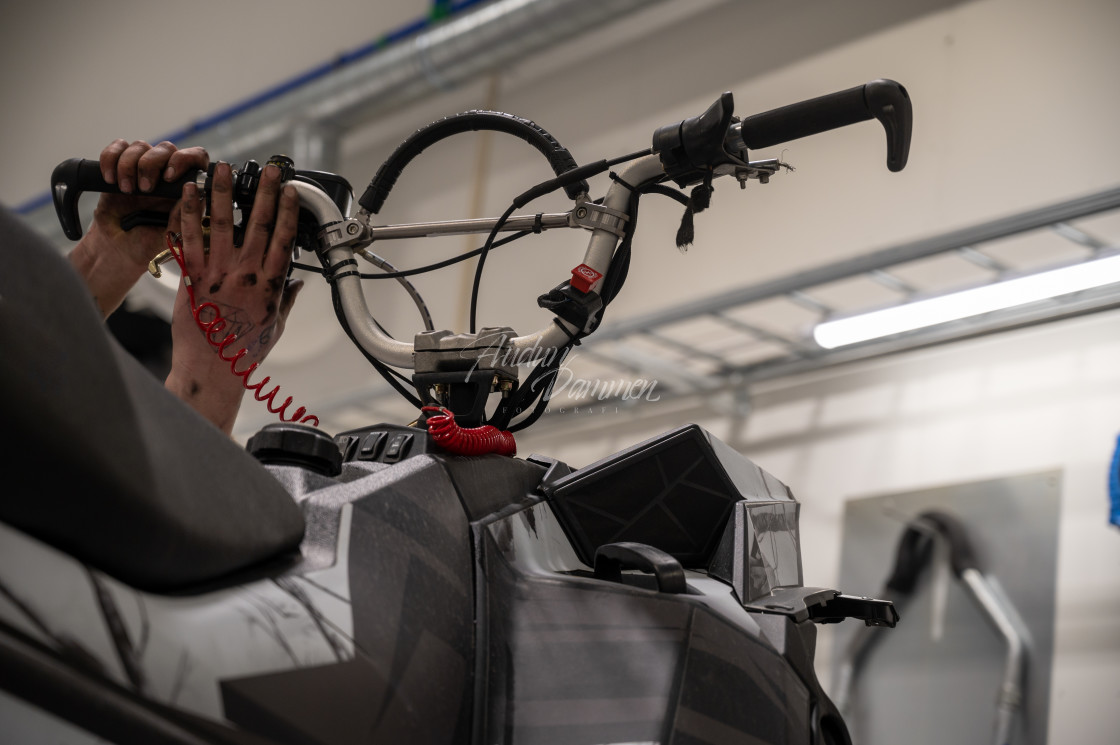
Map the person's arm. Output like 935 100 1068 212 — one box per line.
68 139 209 317
163 162 304 436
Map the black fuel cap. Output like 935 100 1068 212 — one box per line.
247 422 343 477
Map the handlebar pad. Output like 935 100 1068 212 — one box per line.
358 110 587 214
51 158 198 240
739 79 912 172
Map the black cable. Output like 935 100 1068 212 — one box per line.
295 230 535 412
291 229 532 280
306 147 664 415
474 149 655 333
469 202 518 334
508 369 562 431
318 252 424 409
490 339 574 431
598 174 669 308
489 172 671 428
641 182 690 207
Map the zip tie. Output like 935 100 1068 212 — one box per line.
325 257 360 284
552 317 583 345
608 171 637 192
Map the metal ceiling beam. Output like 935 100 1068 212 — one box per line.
587 185 1120 342
578 184 1120 390
190 0 668 160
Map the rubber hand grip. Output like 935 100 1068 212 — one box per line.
51 158 199 240
739 79 912 172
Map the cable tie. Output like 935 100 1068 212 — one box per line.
326 258 360 284
552 318 583 345
608 172 637 192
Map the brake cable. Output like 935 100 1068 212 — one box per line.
490 171 678 432
467 148 654 335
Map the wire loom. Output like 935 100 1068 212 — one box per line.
166 232 320 427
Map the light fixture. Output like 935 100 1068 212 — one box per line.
812 253 1120 349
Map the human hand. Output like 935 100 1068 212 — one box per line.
164 161 304 435
95 139 210 265
69 139 209 316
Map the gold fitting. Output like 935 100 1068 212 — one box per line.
147 248 174 279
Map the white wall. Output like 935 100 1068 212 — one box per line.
4 0 1118 741
497 1 1120 741
0 0 423 208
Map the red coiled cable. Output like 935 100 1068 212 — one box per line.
166 232 319 427
422 406 516 456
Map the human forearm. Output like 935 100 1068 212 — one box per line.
68 223 152 318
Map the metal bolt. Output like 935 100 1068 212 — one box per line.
347 222 360 235
576 207 588 219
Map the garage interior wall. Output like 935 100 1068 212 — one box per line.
3 0 1118 742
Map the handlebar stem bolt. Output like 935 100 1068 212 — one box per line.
347 222 360 235
575 207 588 219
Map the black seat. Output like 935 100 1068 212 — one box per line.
0 207 304 592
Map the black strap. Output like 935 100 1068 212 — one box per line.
608 171 637 192
551 317 583 345
325 258 360 284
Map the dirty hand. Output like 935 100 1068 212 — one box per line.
164 161 304 435
69 139 209 316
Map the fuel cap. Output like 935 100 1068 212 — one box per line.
247 422 342 476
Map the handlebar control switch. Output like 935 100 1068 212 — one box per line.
538 281 603 336
653 92 747 187
569 264 603 294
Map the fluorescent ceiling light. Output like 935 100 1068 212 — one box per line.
813 253 1120 349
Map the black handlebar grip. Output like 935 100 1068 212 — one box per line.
50 158 198 240
739 79 912 172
